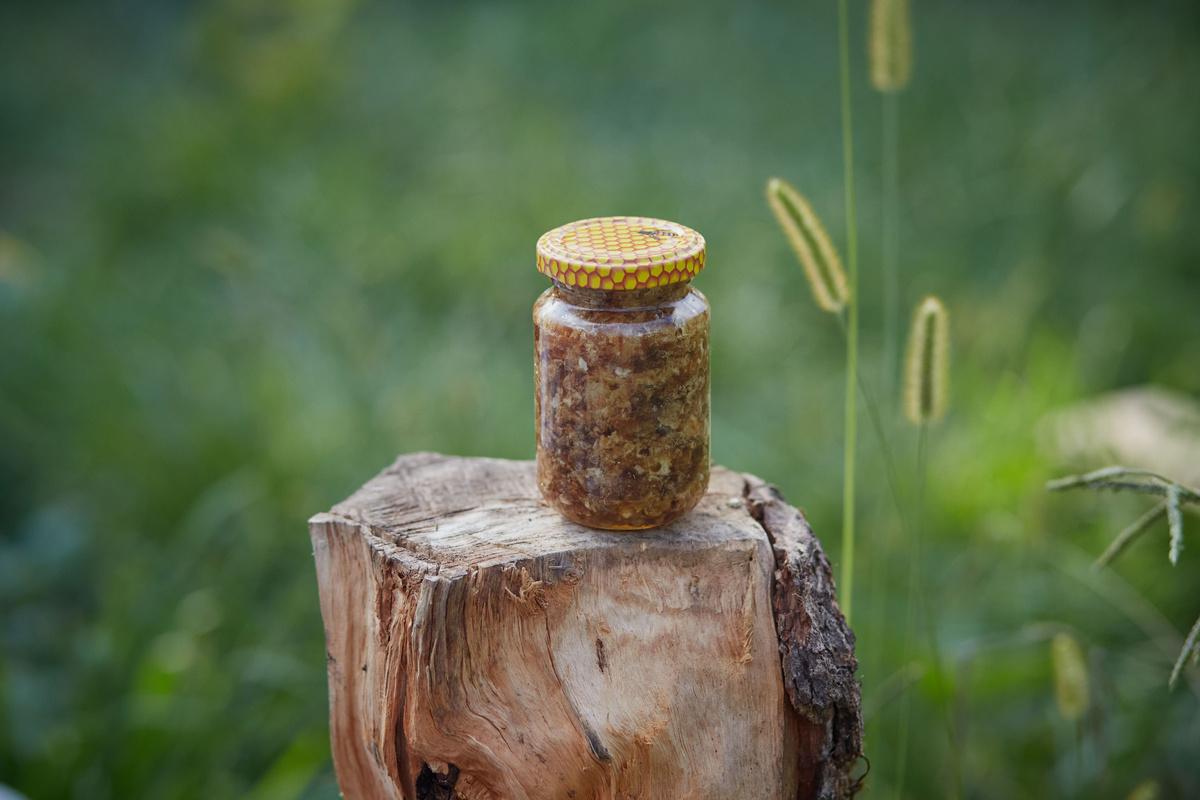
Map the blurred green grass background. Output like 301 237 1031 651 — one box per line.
1 0 1198 797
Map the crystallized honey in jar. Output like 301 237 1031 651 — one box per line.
533 216 710 530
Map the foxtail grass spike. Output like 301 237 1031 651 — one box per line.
869 0 912 92
1167 484 1184 565
1169 612 1200 690
1126 780 1161 800
766 178 850 313
1051 633 1089 721
903 295 949 425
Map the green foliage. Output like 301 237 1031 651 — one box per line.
1047 467 1200 689
1 1 1199 798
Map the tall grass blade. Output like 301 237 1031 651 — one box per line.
836 0 861 626
1095 501 1168 569
1169 612 1200 690
880 92 901 398
766 177 850 313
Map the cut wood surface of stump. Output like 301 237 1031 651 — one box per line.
309 453 862 800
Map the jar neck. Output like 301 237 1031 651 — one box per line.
552 280 692 309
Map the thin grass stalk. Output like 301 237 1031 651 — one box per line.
1170 613 1200 689
864 493 888 765
911 430 965 798
856 362 912 538
863 417 894 764
895 295 961 795
882 91 901 399
1047 542 1200 703
1051 466 1196 688
840 326 914 767
870 41 904 735
863 661 926 722
848 319 963 795
1054 478 1200 502
893 424 925 800
1171 618 1200 690
848 335 912 780
919 585 965 798
837 0 861 626
1046 467 1200 503
1094 501 1168 569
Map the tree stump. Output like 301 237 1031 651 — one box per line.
309 453 861 800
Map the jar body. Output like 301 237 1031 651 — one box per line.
534 282 710 530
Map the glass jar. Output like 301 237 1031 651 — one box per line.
533 216 710 530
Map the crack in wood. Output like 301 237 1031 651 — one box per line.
310 455 862 800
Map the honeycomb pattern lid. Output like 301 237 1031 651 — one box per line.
536 216 706 290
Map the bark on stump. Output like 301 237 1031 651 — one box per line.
309 453 861 800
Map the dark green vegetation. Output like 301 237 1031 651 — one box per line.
2 0 1198 797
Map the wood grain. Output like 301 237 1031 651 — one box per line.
310 453 861 800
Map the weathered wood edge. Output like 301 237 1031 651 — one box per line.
744 475 863 800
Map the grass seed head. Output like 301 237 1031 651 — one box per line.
870 0 913 92
1167 484 1184 565
766 177 850 313
903 295 949 425
1051 632 1090 721
1125 780 1160 800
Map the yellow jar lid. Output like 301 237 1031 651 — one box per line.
536 216 706 290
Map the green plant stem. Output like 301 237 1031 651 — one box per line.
838 318 909 777
1047 467 1200 503
894 425 965 799
1094 501 1168 569
893 424 925 800
836 328 967 795
854 356 911 537
1051 465 1198 689
882 91 900 399
864 661 926 723
1048 541 1200 702
915 441 966 799
837 0 860 625
1170 612 1200 689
